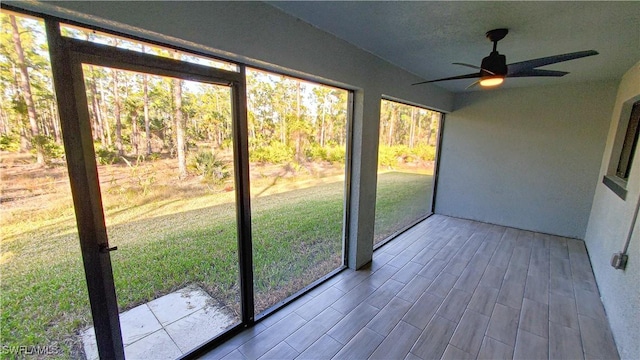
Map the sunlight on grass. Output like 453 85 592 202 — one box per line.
374 171 434 244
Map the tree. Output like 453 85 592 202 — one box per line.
141 45 152 155
9 14 44 165
387 102 398 146
247 71 278 147
312 86 335 147
112 67 124 156
143 73 151 155
291 81 306 161
409 107 416 148
85 65 106 144
172 52 187 179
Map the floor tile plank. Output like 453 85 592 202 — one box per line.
326 302 378 344
513 329 548 360
519 298 549 338
477 336 514 360
369 321 421 360
467 286 499 316
365 278 405 309
238 313 306 360
258 342 298 360
549 293 579 330
295 287 345 321
402 292 444 330
441 344 474 360
574 288 606 320
425 272 458 297
449 309 490 356
479 265 506 289
391 261 424 284
396 275 433 303
436 288 473 323
486 303 520 346
285 307 343 353
410 315 456 360
295 335 342 360
549 322 584 360
366 296 413 336
331 328 384 360
331 282 376 314
496 280 525 310
523 274 549 304
578 315 619 359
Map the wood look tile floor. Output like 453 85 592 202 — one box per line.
200 215 619 360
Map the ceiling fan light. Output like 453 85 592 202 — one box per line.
479 76 504 87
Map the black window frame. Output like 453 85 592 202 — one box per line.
603 99 640 200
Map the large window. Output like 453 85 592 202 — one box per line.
246 69 349 316
374 99 442 245
0 9 350 358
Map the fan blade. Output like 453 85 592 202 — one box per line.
507 69 569 78
465 80 480 90
453 62 495 75
412 72 481 86
507 50 598 75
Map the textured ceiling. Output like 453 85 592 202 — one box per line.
268 1 640 93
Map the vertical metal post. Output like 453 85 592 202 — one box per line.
232 65 255 324
45 19 124 360
431 113 445 214
342 91 355 266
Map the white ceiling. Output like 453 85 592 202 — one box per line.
268 1 640 93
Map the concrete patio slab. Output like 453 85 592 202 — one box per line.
119 304 163 345
165 307 236 352
81 286 236 360
79 327 98 360
147 286 210 326
124 330 182 360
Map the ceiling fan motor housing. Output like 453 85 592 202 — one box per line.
481 52 508 77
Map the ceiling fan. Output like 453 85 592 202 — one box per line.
412 28 598 89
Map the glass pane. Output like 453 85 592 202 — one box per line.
82 64 240 357
247 69 348 315
374 99 441 244
1 11 89 358
60 23 239 72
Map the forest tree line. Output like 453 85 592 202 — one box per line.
1 13 440 179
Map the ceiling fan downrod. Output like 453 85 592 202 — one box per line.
486 28 509 50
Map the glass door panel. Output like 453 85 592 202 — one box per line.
246 69 348 315
374 99 442 245
81 64 241 357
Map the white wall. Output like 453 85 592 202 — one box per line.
436 81 617 238
8 1 453 268
584 62 640 359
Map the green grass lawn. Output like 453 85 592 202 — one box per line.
374 171 434 244
0 171 430 358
